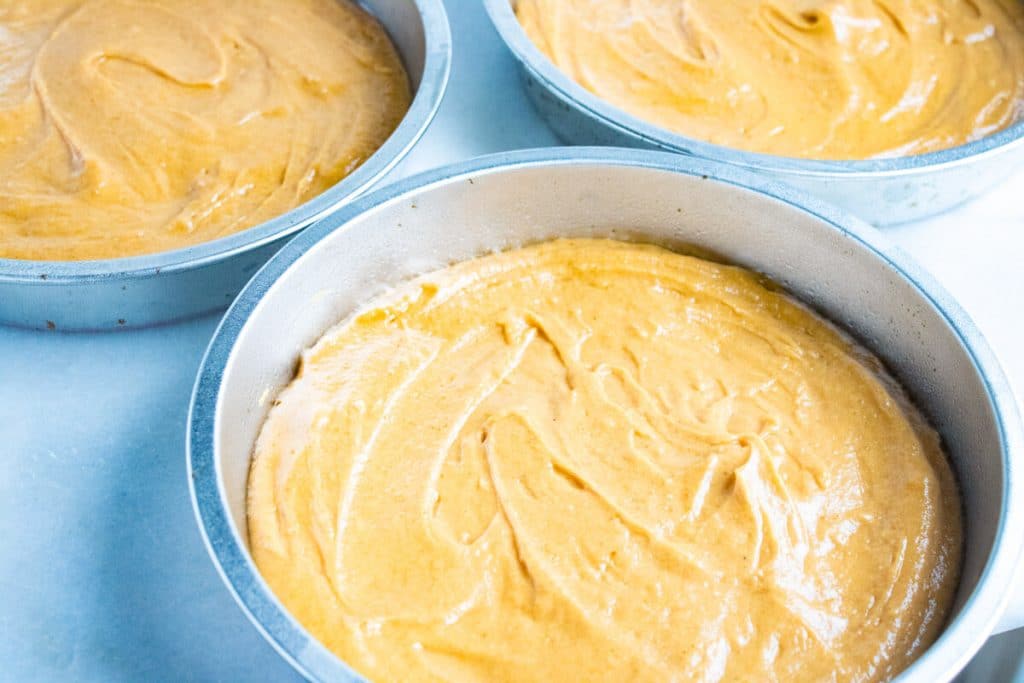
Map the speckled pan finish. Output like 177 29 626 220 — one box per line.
0 0 451 332
484 0 1024 228
188 149 1024 682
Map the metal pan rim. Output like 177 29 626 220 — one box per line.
188 147 1024 683
483 0 1024 180
0 0 453 285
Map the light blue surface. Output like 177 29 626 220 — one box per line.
0 0 1020 680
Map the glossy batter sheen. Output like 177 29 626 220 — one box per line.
248 239 962 682
0 0 410 261
515 0 1024 159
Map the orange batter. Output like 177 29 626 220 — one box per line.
0 0 410 260
248 239 962 682
516 0 1024 159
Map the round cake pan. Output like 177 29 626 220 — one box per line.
189 148 1024 682
484 0 1024 228
0 0 451 332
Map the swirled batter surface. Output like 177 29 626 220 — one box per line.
248 239 961 682
515 0 1024 159
0 0 409 261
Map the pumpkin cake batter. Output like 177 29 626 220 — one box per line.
248 239 962 682
515 0 1024 159
0 0 410 261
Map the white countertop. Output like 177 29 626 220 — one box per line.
1 0 1021 680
